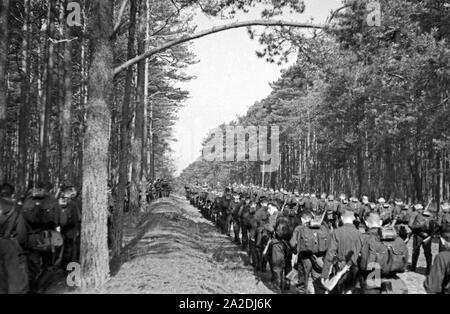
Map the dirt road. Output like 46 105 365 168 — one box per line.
101 196 274 294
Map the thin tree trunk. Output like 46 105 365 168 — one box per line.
0 0 10 183
142 0 150 181
80 0 114 290
61 0 74 185
18 0 31 193
130 0 147 212
113 0 137 260
39 0 55 184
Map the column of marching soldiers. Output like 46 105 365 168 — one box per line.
0 179 172 294
185 183 450 294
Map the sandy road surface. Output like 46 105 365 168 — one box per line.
101 196 274 294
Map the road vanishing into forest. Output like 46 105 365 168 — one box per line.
49 195 438 294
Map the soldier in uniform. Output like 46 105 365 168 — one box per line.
57 186 81 269
409 204 433 274
253 197 270 271
230 192 243 244
0 183 29 294
337 196 351 227
321 210 362 294
238 195 253 250
393 199 404 221
268 202 293 291
349 196 362 229
318 193 327 215
375 197 386 216
438 202 450 253
394 204 412 241
360 196 371 220
22 182 63 292
359 213 408 294
292 210 329 294
247 200 259 267
301 193 312 213
324 195 339 230
424 226 450 294
310 193 319 214
215 188 232 235
379 199 394 226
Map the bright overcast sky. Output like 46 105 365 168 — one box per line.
172 0 341 175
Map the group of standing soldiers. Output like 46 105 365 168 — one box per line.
185 183 450 294
0 182 81 294
1 177 172 294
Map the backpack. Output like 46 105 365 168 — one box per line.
360 231 408 276
441 213 450 230
298 224 330 255
412 214 429 232
22 197 59 226
275 217 291 240
231 202 241 219
27 230 64 252
303 198 312 211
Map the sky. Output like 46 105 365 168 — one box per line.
171 0 341 175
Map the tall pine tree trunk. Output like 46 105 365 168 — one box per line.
39 0 55 184
80 0 114 289
130 0 146 212
61 0 74 185
18 0 31 193
0 0 9 183
142 0 150 182
113 0 137 260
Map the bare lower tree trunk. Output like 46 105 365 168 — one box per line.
61 0 74 185
80 0 114 290
0 0 10 183
77 5 88 189
142 0 150 182
131 0 147 211
39 0 55 184
113 0 137 260
18 0 31 193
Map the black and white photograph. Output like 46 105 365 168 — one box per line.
0 0 449 298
